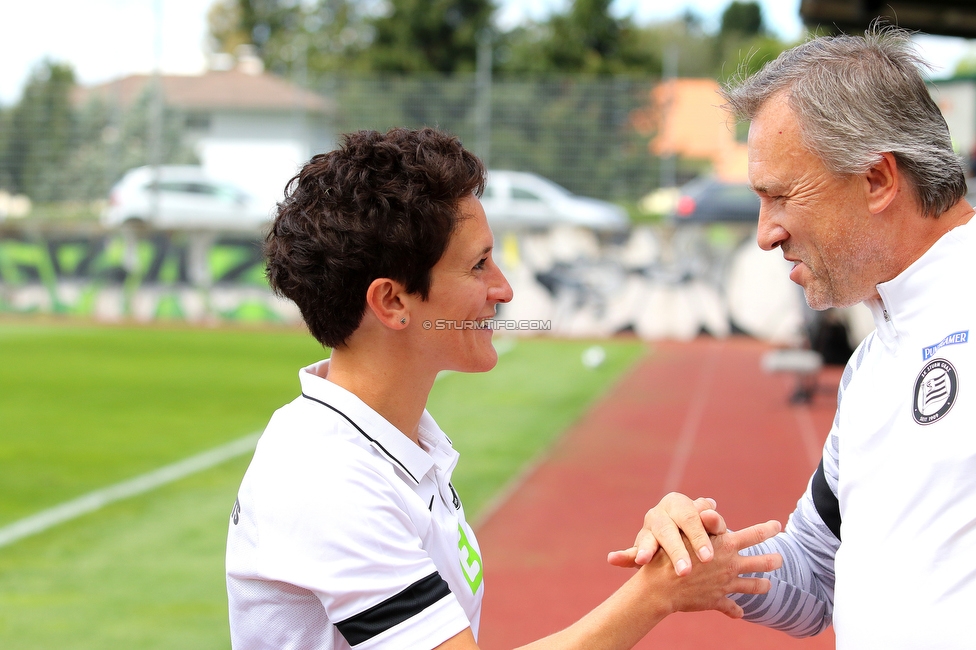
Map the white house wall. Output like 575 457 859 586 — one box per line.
198 110 334 209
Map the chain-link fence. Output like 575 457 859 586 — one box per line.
321 75 665 202
0 72 698 217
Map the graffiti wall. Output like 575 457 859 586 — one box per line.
2 223 852 348
0 227 300 324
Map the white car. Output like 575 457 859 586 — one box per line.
481 170 628 231
102 165 273 232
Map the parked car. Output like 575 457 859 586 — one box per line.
481 170 628 231
102 165 273 232
668 176 760 223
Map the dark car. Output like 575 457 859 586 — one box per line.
669 177 760 223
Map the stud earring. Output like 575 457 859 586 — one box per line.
400 318 407 325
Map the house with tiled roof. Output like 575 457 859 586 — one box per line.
75 54 335 207
631 78 748 183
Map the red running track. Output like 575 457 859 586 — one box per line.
475 336 840 650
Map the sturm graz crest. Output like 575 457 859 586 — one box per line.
913 358 958 425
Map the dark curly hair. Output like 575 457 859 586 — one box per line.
265 127 486 348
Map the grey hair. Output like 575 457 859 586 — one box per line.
722 24 966 217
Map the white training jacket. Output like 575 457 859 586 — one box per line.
733 220 976 650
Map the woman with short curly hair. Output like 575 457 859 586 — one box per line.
226 126 781 650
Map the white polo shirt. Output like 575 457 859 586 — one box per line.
226 360 484 649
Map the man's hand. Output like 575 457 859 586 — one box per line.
607 493 728 575
647 518 783 618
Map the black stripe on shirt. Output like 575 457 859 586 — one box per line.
301 392 419 484
811 458 841 540
336 572 453 646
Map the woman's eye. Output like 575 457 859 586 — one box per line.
474 258 487 270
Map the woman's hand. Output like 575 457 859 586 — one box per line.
607 493 727 575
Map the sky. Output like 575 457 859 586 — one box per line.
1 0 973 106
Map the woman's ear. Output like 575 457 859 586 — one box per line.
365 277 409 330
864 152 899 215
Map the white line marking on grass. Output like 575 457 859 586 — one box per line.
0 336 520 549
0 433 260 549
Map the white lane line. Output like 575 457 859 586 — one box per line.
0 433 260 548
661 339 722 495
792 404 825 467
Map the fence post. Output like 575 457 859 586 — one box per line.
475 30 492 168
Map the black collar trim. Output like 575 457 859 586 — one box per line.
301 392 420 484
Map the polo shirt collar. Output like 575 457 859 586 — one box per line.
298 360 437 485
871 220 973 349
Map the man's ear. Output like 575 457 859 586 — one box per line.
365 277 409 330
864 152 899 215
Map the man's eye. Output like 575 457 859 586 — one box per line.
474 258 487 270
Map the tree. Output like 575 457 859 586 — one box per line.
499 0 659 76
720 1 764 38
954 44 976 77
0 61 76 201
625 15 717 80
718 34 789 82
61 89 197 202
208 0 371 79
358 0 495 74
0 58 196 205
712 1 787 82
0 105 11 190
209 0 494 78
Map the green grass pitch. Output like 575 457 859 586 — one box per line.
0 321 645 648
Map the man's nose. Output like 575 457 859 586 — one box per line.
756 205 788 251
